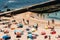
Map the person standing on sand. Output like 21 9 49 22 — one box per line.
22 18 26 25
8 23 11 28
47 13 49 16
52 19 55 24
27 20 29 25
43 14 45 19
48 21 50 25
0 17 1 21
23 19 24 22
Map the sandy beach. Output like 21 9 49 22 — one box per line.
0 11 60 40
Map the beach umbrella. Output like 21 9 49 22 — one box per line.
31 28 36 32
2 35 11 40
17 23 23 28
50 30 56 34
33 24 38 30
33 24 37 27
28 34 33 39
45 25 49 29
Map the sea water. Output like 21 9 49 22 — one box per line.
47 11 60 20
0 0 49 11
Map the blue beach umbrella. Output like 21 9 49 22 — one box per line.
2 35 11 40
17 23 23 28
28 34 33 39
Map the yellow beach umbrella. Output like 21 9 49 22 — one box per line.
45 25 48 29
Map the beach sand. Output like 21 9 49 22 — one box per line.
0 12 60 40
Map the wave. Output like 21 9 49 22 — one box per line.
8 0 16 3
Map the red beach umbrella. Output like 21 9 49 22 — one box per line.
50 30 56 34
